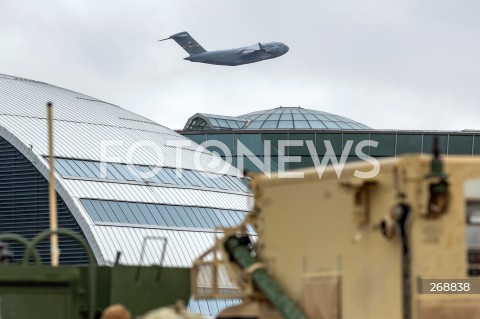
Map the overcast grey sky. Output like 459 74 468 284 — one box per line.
1 0 479 131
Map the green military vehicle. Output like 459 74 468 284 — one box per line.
0 228 190 319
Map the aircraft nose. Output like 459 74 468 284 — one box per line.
283 45 289 54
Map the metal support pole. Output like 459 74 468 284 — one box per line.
47 102 59 266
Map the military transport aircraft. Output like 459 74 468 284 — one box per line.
159 31 289 66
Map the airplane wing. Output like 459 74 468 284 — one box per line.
239 43 262 56
240 49 257 56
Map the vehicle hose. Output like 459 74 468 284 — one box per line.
224 236 308 319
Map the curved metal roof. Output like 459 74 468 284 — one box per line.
183 107 371 131
0 73 251 269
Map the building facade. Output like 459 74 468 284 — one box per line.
180 107 480 174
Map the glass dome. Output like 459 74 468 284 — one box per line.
241 107 371 130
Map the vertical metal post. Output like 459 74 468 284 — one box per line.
47 102 59 266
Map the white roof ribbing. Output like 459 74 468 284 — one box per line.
0 73 250 268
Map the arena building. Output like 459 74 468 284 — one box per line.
0 73 249 315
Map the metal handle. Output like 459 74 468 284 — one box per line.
0 233 41 265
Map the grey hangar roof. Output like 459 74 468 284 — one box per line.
0 73 250 315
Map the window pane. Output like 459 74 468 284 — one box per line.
222 210 240 226
222 176 240 192
232 177 249 192
184 170 206 187
210 175 229 190
193 171 216 188
289 134 315 156
422 135 448 155
165 168 189 186
323 121 340 129
237 134 262 156
105 163 125 180
369 134 396 157
56 158 80 176
448 135 473 155
91 200 111 222
68 160 89 177
135 165 155 182
107 201 129 223
337 122 354 129
396 134 422 155
157 205 177 227
157 168 175 184
146 167 164 184
293 113 307 121
197 300 210 316
197 208 216 228
207 300 219 315
183 206 203 228
145 204 167 226
247 121 262 129
314 114 330 121
315 133 343 156
218 176 237 191
216 119 228 127
81 199 101 221
129 203 149 224
122 164 146 182
117 202 139 224
205 208 222 228
100 200 120 223
185 134 207 145
267 113 281 120
303 113 318 121
74 161 98 178
135 203 155 225
343 134 369 156
205 134 234 156
261 121 277 129
54 159 72 177
474 136 480 155
65 160 87 176
173 206 195 228
294 121 311 129
84 161 101 178
212 209 229 227
277 121 294 129
325 114 341 121
309 121 326 129
226 120 237 128
166 205 182 227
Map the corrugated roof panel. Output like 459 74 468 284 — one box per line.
89 224 220 266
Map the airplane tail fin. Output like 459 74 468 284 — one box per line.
159 31 207 56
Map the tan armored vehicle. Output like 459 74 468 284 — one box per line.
193 153 480 319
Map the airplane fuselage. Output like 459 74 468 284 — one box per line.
184 42 289 66
159 32 289 66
